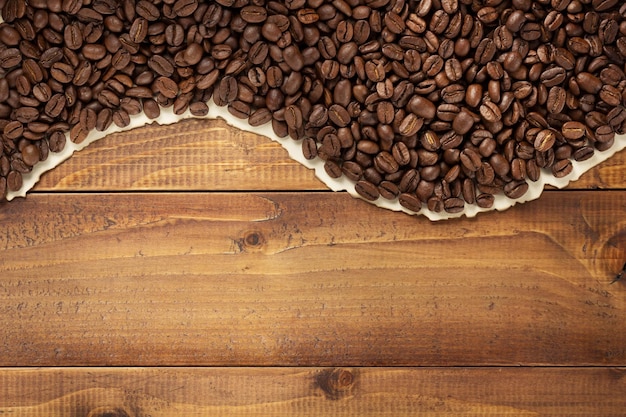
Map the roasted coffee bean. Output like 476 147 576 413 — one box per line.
0 48 22 69
154 77 178 99
148 55 175 77
504 180 529 199
551 159 573 178
562 121 586 140
355 180 380 201
50 62 74 83
547 87 566 114
480 101 502 123
142 99 160 120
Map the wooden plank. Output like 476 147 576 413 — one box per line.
0 367 624 416
35 118 325 191
33 119 626 191
0 192 625 366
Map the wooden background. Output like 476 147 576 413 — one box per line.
1 118 625 416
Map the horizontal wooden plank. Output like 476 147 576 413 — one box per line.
36 118 325 192
1 367 624 416
34 119 626 191
0 191 625 366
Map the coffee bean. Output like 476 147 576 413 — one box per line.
452 110 475 135
398 193 421 212
504 180 529 199
355 180 380 201
136 99 158 120
408 96 436 119
595 124 615 143
551 159 573 178
399 113 424 136
163 0 191 16
562 121 586 140
480 101 502 123
547 87 566 114
0 48 22 69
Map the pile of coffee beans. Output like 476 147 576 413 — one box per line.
1 0 625 213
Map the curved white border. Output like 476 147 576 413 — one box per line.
6 96 626 220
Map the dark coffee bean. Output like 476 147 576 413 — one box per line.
50 62 74 83
547 87 566 114
246 108 271 127
297 8 319 24
301 137 318 160
142 99 160 120
480 101 502 123
64 23 83 50
154 77 179 99
573 146 594 162
355 180 380 201
328 104 351 128
4 120 24 140
82 44 107 61
70 124 88 144
592 0 618 12
576 72 603 94
112 109 130 127
173 0 198 17
148 55 175 77
399 113 424 137
562 121 586 140
452 110 475 135
408 96 436 119
607 105 626 129
6 170 22 192
551 159 573 178
398 193 421 212
374 151 399 174
129 17 148 43
44 94 67 118
444 197 464 213
504 180 529 199
595 125 615 143
136 0 160 21
534 129 556 152
0 48 22 69
476 193 494 208
284 105 303 129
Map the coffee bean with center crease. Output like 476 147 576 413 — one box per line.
480 101 502 123
154 76 179 99
0 48 22 69
355 180 380 201
148 55 175 77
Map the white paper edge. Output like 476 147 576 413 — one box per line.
5 95 625 221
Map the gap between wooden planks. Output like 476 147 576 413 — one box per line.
1 191 624 367
0 367 625 416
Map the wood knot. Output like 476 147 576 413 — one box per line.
317 368 356 399
86 407 132 417
241 230 265 251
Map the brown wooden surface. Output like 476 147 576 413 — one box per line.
1 119 626 414
1 368 625 416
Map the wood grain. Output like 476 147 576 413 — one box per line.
33 118 626 192
35 119 325 191
1 367 625 416
1 191 624 366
